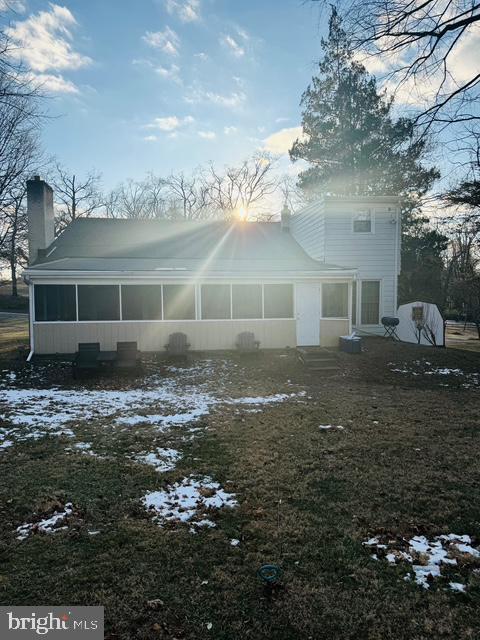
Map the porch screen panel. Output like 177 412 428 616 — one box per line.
352 281 357 325
34 284 76 321
163 284 195 320
78 285 120 321
201 285 231 319
264 284 294 318
232 284 262 319
121 285 162 320
361 281 380 324
322 283 348 318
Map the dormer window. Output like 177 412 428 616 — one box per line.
353 209 373 233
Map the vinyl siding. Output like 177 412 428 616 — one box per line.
33 319 296 354
323 201 399 320
290 200 325 260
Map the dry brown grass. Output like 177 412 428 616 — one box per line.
0 339 479 639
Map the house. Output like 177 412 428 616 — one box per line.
23 176 400 356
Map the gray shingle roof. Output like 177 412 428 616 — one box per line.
30 218 353 274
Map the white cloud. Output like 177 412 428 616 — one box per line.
155 63 182 83
0 0 26 12
165 0 200 22
220 34 245 58
263 126 303 155
143 135 158 142
143 27 180 56
185 88 246 108
145 115 194 131
5 4 91 73
29 72 79 94
224 126 237 135
198 130 216 139
194 52 208 61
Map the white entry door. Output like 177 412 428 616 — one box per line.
295 283 320 346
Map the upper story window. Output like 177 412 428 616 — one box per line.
353 209 373 233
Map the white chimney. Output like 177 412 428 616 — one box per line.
27 176 54 264
280 202 291 232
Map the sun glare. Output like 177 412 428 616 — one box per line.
237 206 248 221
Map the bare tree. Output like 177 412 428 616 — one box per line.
205 153 279 219
0 184 27 296
52 164 103 230
165 171 211 220
314 1 480 133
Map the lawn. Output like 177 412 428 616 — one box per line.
0 339 479 639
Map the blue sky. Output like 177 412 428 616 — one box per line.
2 0 326 190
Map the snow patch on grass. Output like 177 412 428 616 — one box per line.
0 363 305 444
16 503 74 541
135 448 181 472
143 476 238 532
364 533 480 591
319 424 344 431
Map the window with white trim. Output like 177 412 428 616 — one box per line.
78 285 120 321
34 284 76 322
361 281 380 324
232 284 262 319
201 284 231 319
121 285 162 320
264 284 294 318
353 209 372 233
322 283 348 318
163 284 195 320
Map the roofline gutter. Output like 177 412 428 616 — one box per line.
23 268 358 280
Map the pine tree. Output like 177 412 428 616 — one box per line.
290 7 439 208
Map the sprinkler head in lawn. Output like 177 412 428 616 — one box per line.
257 564 284 599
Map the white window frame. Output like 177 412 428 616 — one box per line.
352 209 375 234
32 282 296 323
359 279 382 326
319 282 350 320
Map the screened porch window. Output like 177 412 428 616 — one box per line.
121 285 162 320
361 281 380 324
163 284 195 320
34 284 76 322
322 283 348 318
201 285 231 319
232 284 262 319
78 285 120 321
264 284 293 318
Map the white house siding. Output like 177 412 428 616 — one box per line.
33 319 297 354
291 198 400 332
323 201 399 329
290 200 325 260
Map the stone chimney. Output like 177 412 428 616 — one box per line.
280 202 291 232
27 176 54 264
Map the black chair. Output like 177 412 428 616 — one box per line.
382 316 400 341
165 332 190 360
114 341 141 371
72 343 100 378
236 331 260 354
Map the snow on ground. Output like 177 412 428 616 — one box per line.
0 362 305 445
319 424 344 430
134 448 181 472
143 476 238 532
364 533 480 591
388 360 479 387
16 503 74 541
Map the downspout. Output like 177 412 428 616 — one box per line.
393 207 400 315
26 278 34 361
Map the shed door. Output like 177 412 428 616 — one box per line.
295 283 320 346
